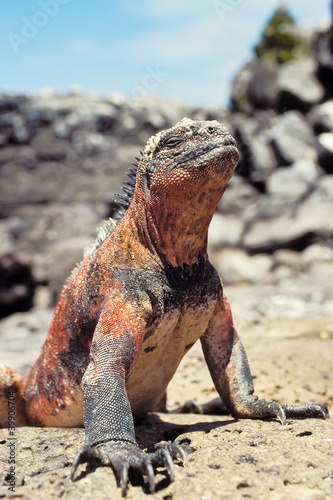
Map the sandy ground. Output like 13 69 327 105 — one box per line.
1 315 332 499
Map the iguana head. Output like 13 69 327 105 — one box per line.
129 118 239 267
140 117 238 190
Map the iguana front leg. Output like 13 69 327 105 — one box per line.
201 294 329 423
70 298 185 496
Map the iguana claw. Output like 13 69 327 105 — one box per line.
276 406 287 424
70 441 186 496
278 402 329 422
233 397 329 424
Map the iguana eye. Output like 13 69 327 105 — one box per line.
164 136 184 148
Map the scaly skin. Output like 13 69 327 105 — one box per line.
0 118 328 496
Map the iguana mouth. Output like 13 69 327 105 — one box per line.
173 138 238 168
192 142 238 168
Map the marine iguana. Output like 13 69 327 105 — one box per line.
0 118 328 496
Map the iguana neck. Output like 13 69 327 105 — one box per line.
127 181 225 268
112 118 238 269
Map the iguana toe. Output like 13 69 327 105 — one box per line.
274 402 329 424
281 402 329 421
70 441 186 496
151 442 188 481
231 396 329 425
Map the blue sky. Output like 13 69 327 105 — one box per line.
1 0 331 107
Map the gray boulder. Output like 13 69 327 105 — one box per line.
53 97 118 139
243 201 333 253
115 96 191 140
269 111 317 165
71 130 110 157
231 60 278 113
277 58 325 112
314 22 333 95
316 132 333 172
0 112 30 144
212 248 273 285
309 100 333 133
0 223 35 318
31 127 68 161
217 175 258 215
307 174 333 203
208 213 244 249
0 95 27 113
233 112 278 183
266 159 319 202
301 243 333 268
217 175 258 214
247 60 278 109
0 309 52 375
23 95 72 126
230 61 256 114
0 145 36 169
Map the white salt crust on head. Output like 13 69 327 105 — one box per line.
143 117 195 155
144 131 162 155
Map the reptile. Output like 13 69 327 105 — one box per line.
0 118 329 496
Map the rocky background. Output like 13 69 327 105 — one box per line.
0 7 333 499
1 7 333 367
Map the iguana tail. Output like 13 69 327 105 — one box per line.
0 365 28 427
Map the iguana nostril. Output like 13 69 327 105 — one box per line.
223 135 237 147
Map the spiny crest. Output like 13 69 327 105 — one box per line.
112 164 137 221
83 218 117 261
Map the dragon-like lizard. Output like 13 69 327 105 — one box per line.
0 118 328 496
